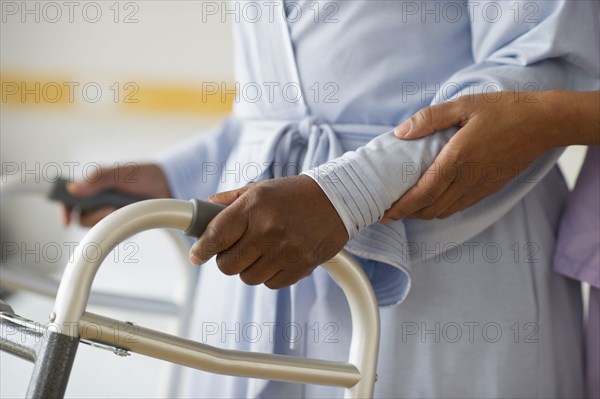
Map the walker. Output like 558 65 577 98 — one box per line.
0 183 380 398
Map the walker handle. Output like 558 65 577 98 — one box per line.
184 199 227 237
49 178 148 211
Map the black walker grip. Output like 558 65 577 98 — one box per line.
49 178 148 211
185 199 227 238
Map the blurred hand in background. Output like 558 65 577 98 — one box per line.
61 163 171 226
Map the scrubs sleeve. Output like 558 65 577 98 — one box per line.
303 0 600 240
554 147 600 289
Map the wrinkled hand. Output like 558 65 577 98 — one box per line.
382 91 557 222
62 163 171 226
189 175 348 289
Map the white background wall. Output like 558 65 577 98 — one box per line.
0 1 587 398
1 2 234 397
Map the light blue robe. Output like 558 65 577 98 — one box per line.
157 1 600 397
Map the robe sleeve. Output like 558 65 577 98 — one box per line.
154 118 239 202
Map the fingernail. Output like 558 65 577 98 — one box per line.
394 119 412 138
189 254 201 265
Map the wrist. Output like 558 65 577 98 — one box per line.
539 90 572 149
301 170 355 240
540 90 600 147
300 175 349 241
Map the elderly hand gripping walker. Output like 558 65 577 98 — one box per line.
0 187 380 398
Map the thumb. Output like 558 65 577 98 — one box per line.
207 184 253 206
395 100 465 140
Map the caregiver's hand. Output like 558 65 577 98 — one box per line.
61 163 171 226
189 175 348 289
382 91 563 221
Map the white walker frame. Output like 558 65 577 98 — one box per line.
1 198 380 398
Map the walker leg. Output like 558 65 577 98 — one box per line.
26 331 78 399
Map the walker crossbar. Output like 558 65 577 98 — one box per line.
78 311 361 387
3 199 381 398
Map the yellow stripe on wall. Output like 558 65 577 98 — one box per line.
123 84 234 114
0 74 234 115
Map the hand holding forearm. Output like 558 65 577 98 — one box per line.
383 91 600 222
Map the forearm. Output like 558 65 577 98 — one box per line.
545 91 600 147
303 130 449 238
